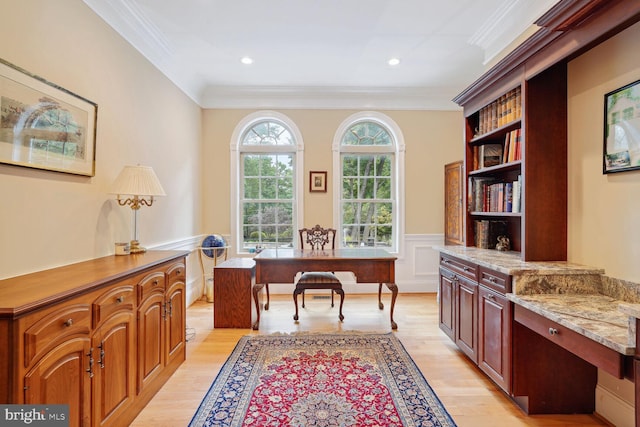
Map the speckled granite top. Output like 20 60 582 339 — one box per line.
435 246 640 356
434 245 605 276
506 293 634 355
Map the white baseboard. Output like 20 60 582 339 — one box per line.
595 384 634 427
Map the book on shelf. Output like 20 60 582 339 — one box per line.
503 128 521 163
474 220 508 249
512 175 522 213
481 143 503 168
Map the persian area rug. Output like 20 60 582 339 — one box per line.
189 333 457 426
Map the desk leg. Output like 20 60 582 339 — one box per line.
252 283 266 330
377 283 384 309
385 283 398 330
264 284 270 310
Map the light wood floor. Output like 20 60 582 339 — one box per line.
131 293 610 427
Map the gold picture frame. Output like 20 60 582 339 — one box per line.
309 171 327 192
0 58 97 176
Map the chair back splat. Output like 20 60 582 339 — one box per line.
294 225 344 322
300 224 336 250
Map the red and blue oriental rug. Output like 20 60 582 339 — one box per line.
189 333 457 426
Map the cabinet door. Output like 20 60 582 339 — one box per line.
24 336 92 427
444 161 464 245
137 292 165 394
165 280 185 366
456 275 478 363
438 267 456 340
478 286 511 392
92 310 136 427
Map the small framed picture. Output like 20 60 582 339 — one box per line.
603 79 640 174
309 171 327 192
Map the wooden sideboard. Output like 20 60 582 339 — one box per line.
0 250 189 427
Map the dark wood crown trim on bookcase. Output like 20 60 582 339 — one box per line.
453 0 640 106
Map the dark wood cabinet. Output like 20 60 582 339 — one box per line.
438 267 455 341
213 258 256 328
0 251 188 427
478 286 511 392
439 253 511 393
455 275 478 363
444 161 464 245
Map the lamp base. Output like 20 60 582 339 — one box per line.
129 240 147 254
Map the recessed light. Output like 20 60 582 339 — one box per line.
388 58 401 66
241 56 254 65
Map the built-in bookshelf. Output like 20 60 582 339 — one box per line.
455 62 568 261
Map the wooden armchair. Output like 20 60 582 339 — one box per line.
293 225 344 321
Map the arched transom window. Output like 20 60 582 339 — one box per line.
335 113 403 252
236 115 301 251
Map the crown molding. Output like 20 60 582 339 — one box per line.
199 86 462 111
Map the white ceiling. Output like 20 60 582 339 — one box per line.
83 0 560 110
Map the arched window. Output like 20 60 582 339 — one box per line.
333 112 405 253
231 111 303 252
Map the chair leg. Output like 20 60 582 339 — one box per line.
336 288 345 321
293 288 301 321
330 289 334 307
302 289 306 308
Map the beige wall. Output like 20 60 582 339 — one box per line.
0 0 203 279
568 21 640 281
202 108 463 242
567 21 640 424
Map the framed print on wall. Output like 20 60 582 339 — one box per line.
309 171 327 192
0 58 97 176
603 78 640 174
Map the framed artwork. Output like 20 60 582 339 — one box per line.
603 79 640 174
0 58 97 176
309 171 327 192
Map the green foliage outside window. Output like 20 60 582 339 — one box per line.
341 121 394 248
240 120 295 250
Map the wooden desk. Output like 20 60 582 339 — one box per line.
252 248 398 330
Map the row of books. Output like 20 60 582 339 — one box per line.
468 176 521 213
474 220 508 249
476 87 522 136
503 129 522 163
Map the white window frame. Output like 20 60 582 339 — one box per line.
332 112 405 255
230 111 304 254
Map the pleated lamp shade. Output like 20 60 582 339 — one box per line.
110 165 166 197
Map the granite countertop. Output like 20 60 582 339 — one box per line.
435 246 635 356
506 293 634 355
435 245 604 276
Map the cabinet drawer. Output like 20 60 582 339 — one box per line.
93 285 135 327
166 261 186 283
514 304 625 378
23 304 91 367
479 267 510 294
440 254 477 281
138 271 166 303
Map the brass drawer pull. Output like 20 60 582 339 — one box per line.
116 296 125 303
64 318 73 327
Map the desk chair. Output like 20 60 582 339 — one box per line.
293 225 344 321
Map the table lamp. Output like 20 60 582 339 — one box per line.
110 165 166 253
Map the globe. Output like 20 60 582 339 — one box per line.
202 234 226 258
